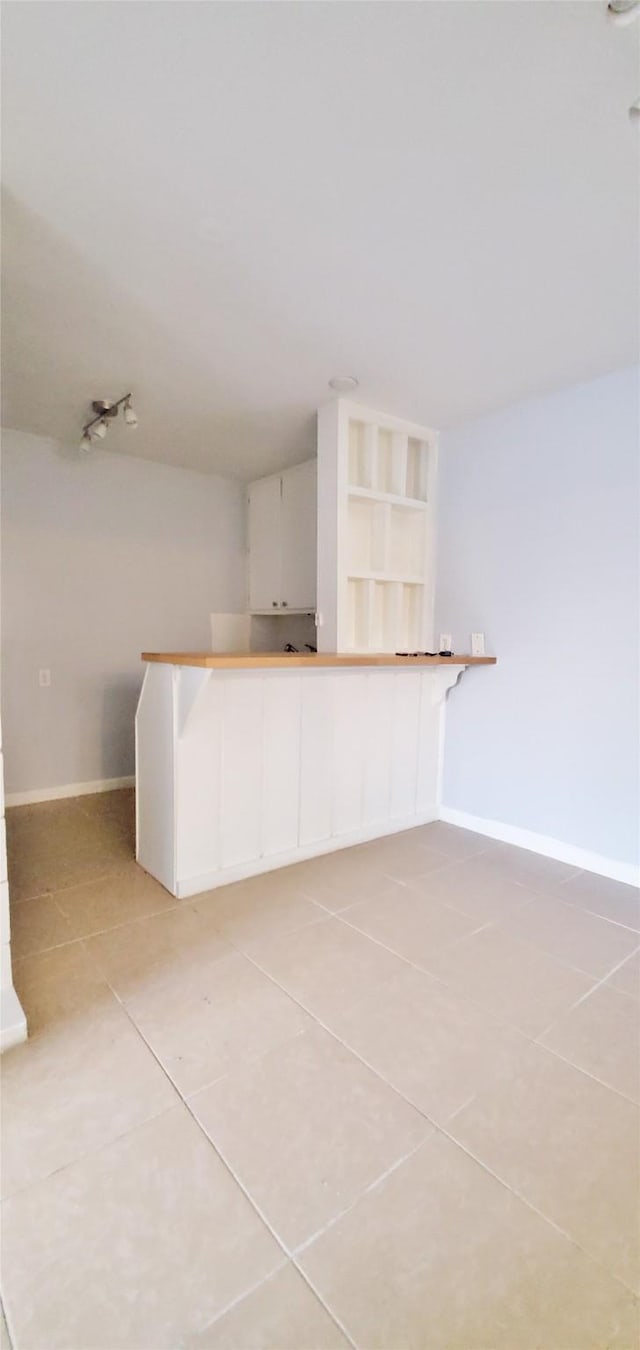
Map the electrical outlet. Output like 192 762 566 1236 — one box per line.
471 633 485 657
39 668 51 687
439 633 452 652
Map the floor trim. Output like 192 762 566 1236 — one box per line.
439 805 640 888
5 776 135 808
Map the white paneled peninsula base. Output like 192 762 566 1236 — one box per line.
136 653 495 899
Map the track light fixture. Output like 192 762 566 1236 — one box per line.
607 0 640 25
80 393 139 451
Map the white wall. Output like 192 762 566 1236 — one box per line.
1 430 246 797
436 368 639 876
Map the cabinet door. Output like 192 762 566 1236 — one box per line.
280 460 317 610
248 475 282 612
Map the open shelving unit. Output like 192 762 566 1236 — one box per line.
317 400 438 654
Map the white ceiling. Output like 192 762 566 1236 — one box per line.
2 1 638 478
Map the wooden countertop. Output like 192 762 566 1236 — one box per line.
141 652 497 669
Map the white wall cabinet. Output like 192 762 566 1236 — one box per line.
317 401 437 653
248 459 316 613
247 475 282 612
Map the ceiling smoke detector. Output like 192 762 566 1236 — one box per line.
328 376 359 393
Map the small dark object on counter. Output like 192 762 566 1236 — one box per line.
395 651 454 658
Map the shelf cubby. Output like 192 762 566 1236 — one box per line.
388 505 425 577
406 438 428 502
347 578 371 651
375 428 395 495
350 422 429 505
348 420 376 491
397 583 424 650
347 497 388 574
370 581 399 652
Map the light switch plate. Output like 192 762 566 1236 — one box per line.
471 633 485 657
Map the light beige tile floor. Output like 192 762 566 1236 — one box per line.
1 790 638 1349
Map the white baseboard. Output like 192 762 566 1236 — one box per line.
171 810 439 899
439 806 640 888
5 776 135 808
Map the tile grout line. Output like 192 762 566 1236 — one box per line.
7 888 52 906
243 922 508 1035
534 940 640 1042
324 877 636 990
430 1122 640 1302
9 857 138 905
530 1040 640 1108
525 883 640 936
445 851 640 932
291 1134 431 1258
237 949 639 1299
304 860 630 968
240 916 639 1111
242 936 591 1086
100 977 359 1350
298 905 607 1034
410 867 640 937
284 1260 357 1349
0 1097 181 1208
42 894 180 947
236 944 527 1137
559 901 640 935
335 905 498 960
11 899 178 961
184 1264 290 1345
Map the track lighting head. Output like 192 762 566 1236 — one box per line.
123 397 138 427
80 391 139 451
607 0 640 25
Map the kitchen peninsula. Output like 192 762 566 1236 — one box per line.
136 652 496 898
